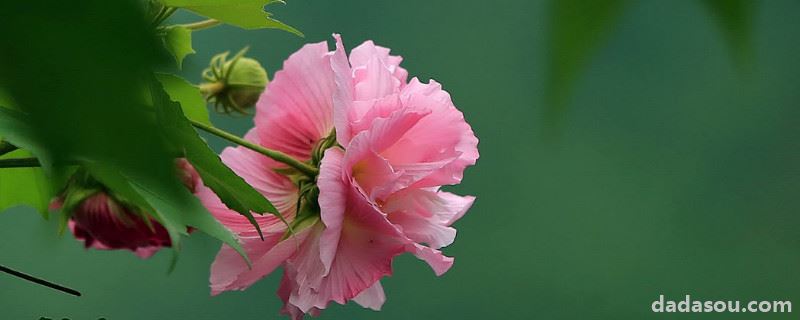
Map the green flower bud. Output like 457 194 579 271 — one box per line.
201 47 268 114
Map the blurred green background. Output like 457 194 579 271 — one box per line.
2 0 800 319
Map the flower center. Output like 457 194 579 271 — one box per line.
282 129 340 232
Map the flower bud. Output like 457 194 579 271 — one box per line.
200 47 268 114
67 192 171 259
58 161 199 258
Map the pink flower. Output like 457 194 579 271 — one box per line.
328 33 478 250
200 35 478 318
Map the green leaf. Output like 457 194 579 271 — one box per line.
151 78 280 239
162 25 196 68
544 0 630 128
700 0 754 69
0 0 173 178
0 149 50 216
162 0 303 35
132 179 250 269
0 89 15 109
0 1 246 263
155 73 211 126
0 108 57 173
87 162 249 268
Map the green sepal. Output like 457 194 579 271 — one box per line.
161 25 196 69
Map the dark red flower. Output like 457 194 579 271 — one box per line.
62 159 199 258
68 192 172 258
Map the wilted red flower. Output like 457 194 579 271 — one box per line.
61 159 199 258
68 192 172 258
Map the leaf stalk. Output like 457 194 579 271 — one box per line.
0 157 40 168
180 19 222 31
189 119 319 177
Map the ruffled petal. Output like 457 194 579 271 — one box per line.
348 95 403 137
344 109 429 201
195 130 298 238
352 281 386 311
352 55 402 101
255 40 336 159
287 170 407 312
331 34 409 145
209 235 277 295
384 189 475 249
317 148 346 271
331 33 356 145
278 273 321 320
349 40 408 86
344 137 402 202
337 78 478 201
408 243 454 276
383 78 479 187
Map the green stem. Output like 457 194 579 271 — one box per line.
0 157 41 168
152 6 177 26
0 141 19 156
180 19 221 31
0 264 81 297
199 81 225 97
189 119 319 177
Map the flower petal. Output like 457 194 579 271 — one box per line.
317 148 346 272
348 95 403 138
195 130 297 238
349 40 408 86
255 40 336 159
408 243 454 276
383 78 480 187
331 34 409 144
352 281 386 311
210 227 311 295
344 109 429 201
384 189 475 249
278 272 321 320
331 33 356 145
352 55 402 101
133 246 160 259
287 153 407 311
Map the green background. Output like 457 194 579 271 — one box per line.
2 0 799 319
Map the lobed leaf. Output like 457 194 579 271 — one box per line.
0 0 247 263
155 73 211 126
162 25 196 69
544 0 630 129
162 0 303 35
151 78 280 239
700 0 754 69
0 149 50 216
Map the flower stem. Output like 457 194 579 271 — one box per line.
0 141 18 157
0 264 81 297
189 120 319 177
152 6 177 27
0 157 40 168
199 82 225 97
180 19 222 31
